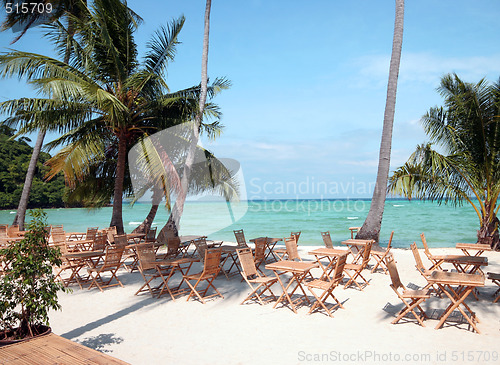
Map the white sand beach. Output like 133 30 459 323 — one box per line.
49 245 500 365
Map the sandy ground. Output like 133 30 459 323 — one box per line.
49 244 500 365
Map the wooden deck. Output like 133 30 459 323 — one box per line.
0 333 129 364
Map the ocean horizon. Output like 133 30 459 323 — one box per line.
0 198 481 248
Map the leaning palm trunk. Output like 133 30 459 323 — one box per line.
132 188 163 234
160 0 212 239
110 135 127 234
356 0 404 242
13 129 45 230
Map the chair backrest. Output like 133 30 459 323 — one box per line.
253 237 266 264
50 225 64 235
193 237 209 262
93 231 107 251
166 236 181 257
102 245 125 269
410 242 426 273
145 227 157 243
420 233 432 258
291 231 301 244
136 243 157 271
284 236 300 261
51 230 67 245
332 253 348 282
203 247 222 276
106 227 117 244
0 225 8 238
7 225 19 237
86 227 99 241
386 255 404 291
360 240 373 267
386 231 394 250
233 229 247 247
236 247 258 279
113 234 128 247
321 231 333 249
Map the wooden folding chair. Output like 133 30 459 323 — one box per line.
321 231 334 249
135 243 175 299
410 242 443 297
386 256 431 327
236 247 278 305
253 237 267 273
184 247 224 303
233 229 249 247
145 227 157 243
87 245 125 292
487 272 500 303
343 240 373 290
86 227 99 241
306 253 348 317
370 231 394 274
52 238 86 289
420 233 446 270
274 231 301 260
0 225 8 238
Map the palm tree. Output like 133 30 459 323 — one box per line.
389 74 500 250
1 0 142 230
159 0 213 238
356 0 404 242
1 0 87 229
0 0 227 234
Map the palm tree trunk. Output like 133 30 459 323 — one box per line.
110 135 126 234
160 0 211 238
356 0 404 242
132 188 162 234
478 201 500 249
13 129 45 230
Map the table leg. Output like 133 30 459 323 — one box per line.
272 270 299 313
435 284 480 333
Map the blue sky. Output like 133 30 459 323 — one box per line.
2 0 500 199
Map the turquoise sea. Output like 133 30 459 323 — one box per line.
0 199 480 248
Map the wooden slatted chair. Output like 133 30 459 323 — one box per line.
52 233 86 288
420 233 446 270
0 225 8 238
7 225 20 237
233 229 248 247
306 253 348 317
145 227 157 243
386 255 431 326
135 243 176 299
106 226 117 244
87 244 125 292
193 237 230 279
86 227 99 241
274 231 301 260
183 247 224 303
253 237 267 273
321 231 334 249
370 231 394 274
236 247 278 305
343 240 373 290
410 242 442 297
487 272 500 303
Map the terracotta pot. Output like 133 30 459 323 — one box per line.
0 325 51 347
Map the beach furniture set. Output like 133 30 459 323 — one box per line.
400 233 499 334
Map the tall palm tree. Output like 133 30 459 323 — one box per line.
1 0 142 230
356 0 404 242
1 0 87 229
389 74 500 250
160 0 213 238
0 0 227 234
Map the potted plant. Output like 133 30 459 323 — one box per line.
0 209 67 345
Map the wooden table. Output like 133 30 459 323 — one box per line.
62 250 105 288
443 255 488 274
250 237 282 262
341 239 374 263
308 248 349 280
154 257 200 299
427 271 485 333
456 243 492 257
265 260 319 313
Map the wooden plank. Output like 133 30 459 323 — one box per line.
0 333 130 365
